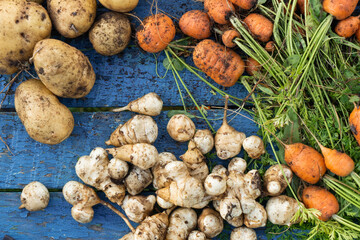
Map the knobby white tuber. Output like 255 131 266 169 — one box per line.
193 129 214 154
167 114 196 142
76 148 125 205
121 195 156 223
180 140 209 181
230 227 257 240
108 158 129 181
113 92 163 116
107 143 159 170
243 135 265 159
188 230 208 240
19 181 49 211
119 232 134 240
219 193 243 221
192 198 212 209
212 164 228 175
165 208 197 240
228 157 247 174
152 152 177 189
198 208 224 238
204 165 227 196
266 195 299 226
226 214 244 227
134 212 169 240
106 115 158 147
264 164 293 196
215 96 246 160
157 195 174 209
244 201 267 228
124 166 153 195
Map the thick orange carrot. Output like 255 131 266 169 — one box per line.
356 26 360 41
222 29 240 48
204 0 235 25
319 145 355 177
244 13 274 42
179 10 212 40
231 0 256 10
265 41 275 52
323 0 359 20
335 16 360 38
350 105 360 146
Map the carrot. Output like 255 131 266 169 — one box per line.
230 0 256 10
136 13 176 53
349 105 360 146
204 0 235 25
193 39 245 87
297 0 308 14
319 145 355 177
265 41 275 52
302 186 339 221
323 0 359 20
222 29 240 48
245 57 261 75
243 13 273 42
356 25 360 41
335 16 360 38
179 10 212 40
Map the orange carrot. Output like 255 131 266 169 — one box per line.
302 186 339 221
231 0 256 10
136 13 176 53
335 16 360 38
319 145 355 177
193 39 245 87
350 105 360 146
323 0 359 20
179 10 212 40
297 0 308 15
245 57 261 75
265 41 275 52
356 26 360 41
204 0 235 25
222 29 240 48
243 13 274 42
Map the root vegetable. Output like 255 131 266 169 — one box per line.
180 140 209 181
230 227 257 240
192 198 211 209
105 115 158 147
122 195 156 223
222 29 241 48
204 167 227 196
297 0 308 14
335 16 360 38
186 161 209 182
76 148 125 205
19 181 49 211
108 158 129 181
107 143 159 170
113 92 163 116
193 129 214 154
136 13 176 53
228 157 247 174
215 96 246 159
302 186 339 221
319 145 355 177
244 13 273 42
120 233 134 240
243 135 265 158
152 152 177 189
356 26 360 41
134 212 169 240
167 114 196 142
188 231 207 240
226 214 244 227
165 208 197 240
219 195 243 221
157 196 174 209
323 0 359 20
98 0 139 12
263 164 293 196
204 0 235 24
198 208 224 238
179 10 212 40
231 0 257 10
193 40 245 87
245 58 261 76
265 41 276 52
244 202 267 228
350 105 360 146
266 195 299 226
124 166 153 195
212 164 228 175
213 199 221 212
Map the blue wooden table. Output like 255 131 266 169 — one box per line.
0 0 272 239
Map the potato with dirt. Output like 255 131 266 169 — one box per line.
15 79 74 144
89 12 131 56
48 0 97 38
32 39 96 98
0 0 51 75
99 0 139 12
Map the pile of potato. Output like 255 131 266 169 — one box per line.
0 0 138 144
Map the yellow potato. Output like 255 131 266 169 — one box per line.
15 79 74 145
48 0 97 38
89 12 131 56
99 0 139 12
32 39 96 98
0 0 51 74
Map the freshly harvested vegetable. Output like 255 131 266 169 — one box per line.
263 164 293 196
192 129 214 154
136 13 176 53
243 13 273 42
188 231 207 240
198 208 224 238
108 158 129 181
219 194 243 221
19 181 49 211
335 16 360 38
302 186 339 221
228 157 247 173
124 166 153 195
105 115 158 147
165 208 197 240
167 114 196 142
242 135 265 158
29 0 44 3
244 201 267 228
119 233 134 240
134 212 169 240
230 227 257 240
323 0 359 20
222 29 241 48
226 214 244 227
180 140 209 181
179 10 212 40
15 79 74 145
350 105 360 145
121 195 156 223
76 148 125 205
320 145 355 177
265 41 276 52
89 12 131 56
113 92 163 116
204 0 235 24
193 39 245 87
0 0 51 74
98 0 139 12
204 165 227 196
215 96 246 159
297 0 308 14
107 143 159 170
152 152 178 189
32 39 96 98
231 0 257 10
356 26 360 41
245 57 262 76
157 196 174 209
266 195 299 226
47 0 96 38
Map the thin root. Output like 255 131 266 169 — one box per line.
100 200 136 233
0 135 14 155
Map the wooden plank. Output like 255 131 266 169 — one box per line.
0 192 270 240
0 0 248 109
0 110 258 189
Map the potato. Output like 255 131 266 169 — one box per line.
15 79 74 145
89 12 131 56
0 0 51 74
99 0 139 12
33 39 96 98
48 0 97 38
